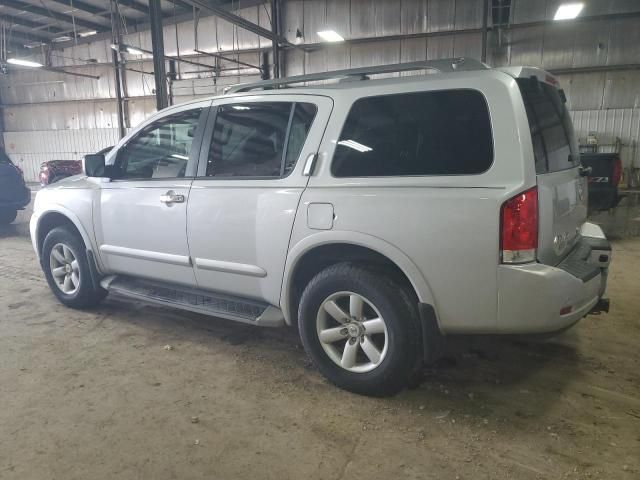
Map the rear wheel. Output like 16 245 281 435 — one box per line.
298 263 422 396
0 208 17 224
42 227 107 308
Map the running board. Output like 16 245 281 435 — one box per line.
101 276 285 327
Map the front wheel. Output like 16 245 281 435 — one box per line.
42 227 107 308
0 208 17 224
298 263 422 396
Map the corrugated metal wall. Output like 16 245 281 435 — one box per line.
2 0 640 180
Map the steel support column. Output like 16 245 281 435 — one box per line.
481 0 489 63
271 0 281 78
149 0 169 111
111 0 127 139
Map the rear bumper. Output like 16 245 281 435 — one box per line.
496 223 610 334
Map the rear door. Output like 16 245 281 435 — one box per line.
187 95 333 306
516 76 587 265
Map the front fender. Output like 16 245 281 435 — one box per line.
280 230 437 325
31 204 98 267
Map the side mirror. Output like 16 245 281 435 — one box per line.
83 153 106 177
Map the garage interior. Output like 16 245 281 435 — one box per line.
1 0 639 478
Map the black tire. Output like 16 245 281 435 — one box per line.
42 226 107 308
298 263 423 396
0 208 17 225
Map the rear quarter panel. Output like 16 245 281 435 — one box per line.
288 71 537 333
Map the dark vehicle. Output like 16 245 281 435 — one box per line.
0 149 30 224
581 153 622 211
39 146 113 186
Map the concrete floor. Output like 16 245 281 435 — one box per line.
1 200 639 479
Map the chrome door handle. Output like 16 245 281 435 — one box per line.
160 191 185 204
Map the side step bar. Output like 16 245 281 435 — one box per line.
101 276 285 327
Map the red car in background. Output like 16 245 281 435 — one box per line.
39 146 112 186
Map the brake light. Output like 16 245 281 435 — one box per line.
612 157 622 186
500 187 538 264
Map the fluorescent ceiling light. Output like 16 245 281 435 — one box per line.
170 154 189 160
232 105 251 110
338 139 372 153
79 30 97 37
7 58 43 68
554 3 584 20
126 46 144 55
52 35 73 43
317 30 345 42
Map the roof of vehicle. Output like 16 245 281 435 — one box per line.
162 59 552 114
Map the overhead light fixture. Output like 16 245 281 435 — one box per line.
24 41 45 49
317 30 345 42
52 35 73 43
554 3 584 20
111 43 145 55
7 58 44 68
78 30 97 37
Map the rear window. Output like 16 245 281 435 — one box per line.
517 78 579 174
331 89 493 177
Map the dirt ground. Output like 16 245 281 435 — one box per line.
1 201 639 480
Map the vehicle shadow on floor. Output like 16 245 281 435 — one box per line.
97 294 580 417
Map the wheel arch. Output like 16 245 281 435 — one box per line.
281 231 437 326
35 207 95 263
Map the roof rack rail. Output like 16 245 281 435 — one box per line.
224 57 488 94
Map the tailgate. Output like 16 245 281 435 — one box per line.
537 168 588 265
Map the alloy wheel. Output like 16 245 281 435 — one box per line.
316 291 388 373
49 243 80 295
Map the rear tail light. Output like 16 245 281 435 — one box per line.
612 157 622 186
500 187 538 264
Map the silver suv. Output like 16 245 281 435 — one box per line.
30 58 611 396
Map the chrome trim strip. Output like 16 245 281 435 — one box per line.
99 244 191 267
194 257 267 278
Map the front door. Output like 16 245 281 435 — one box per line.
187 96 333 305
95 102 210 286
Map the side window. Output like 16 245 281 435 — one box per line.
205 102 317 178
331 90 493 177
115 108 202 180
284 103 317 176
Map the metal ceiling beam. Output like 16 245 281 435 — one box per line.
1 0 107 31
48 0 107 16
113 0 149 15
166 0 194 11
3 28 52 46
0 15 64 34
180 0 297 48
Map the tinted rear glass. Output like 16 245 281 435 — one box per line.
331 89 493 177
517 78 579 174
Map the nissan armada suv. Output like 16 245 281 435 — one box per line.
30 58 611 396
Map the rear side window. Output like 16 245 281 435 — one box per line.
331 89 493 177
517 78 579 173
205 102 317 178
